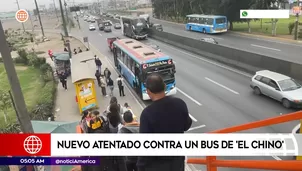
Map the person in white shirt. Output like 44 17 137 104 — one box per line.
116 75 125 97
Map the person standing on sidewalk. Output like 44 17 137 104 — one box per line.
94 55 102 72
59 72 68 91
117 75 125 97
95 70 101 87
137 73 192 171
107 77 114 96
104 67 111 83
100 75 108 97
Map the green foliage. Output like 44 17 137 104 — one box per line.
40 63 53 82
0 90 12 124
288 22 295 35
16 49 29 65
31 80 56 120
27 53 46 68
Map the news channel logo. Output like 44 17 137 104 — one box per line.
23 135 43 154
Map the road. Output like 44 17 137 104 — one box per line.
149 18 302 65
78 19 299 171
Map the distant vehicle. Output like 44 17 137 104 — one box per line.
115 15 120 19
87 17 91 22
98 23 104 31
139 14 150 26
114 23 121 29
104 26 112 32
186 14 228 34
89 24 96 31
112 39 176 100
84 17 88 21
107 37 118 51
121 16 148 40
106 14 110 17
152 24 163 31
200 38 218 44
90 18 96 23
250 70 302 109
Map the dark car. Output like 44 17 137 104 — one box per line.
114 23 121 29
104 26 112 32
99 24 104 31
200 38 218 44
152 24 163 31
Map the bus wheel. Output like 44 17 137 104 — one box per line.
203 29 206 34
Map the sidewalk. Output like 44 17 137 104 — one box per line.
48 30 143 122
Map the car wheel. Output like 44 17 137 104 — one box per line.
253 87 261 95
282 99 291 109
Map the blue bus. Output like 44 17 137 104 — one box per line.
112 39 176 100
185 14 228 34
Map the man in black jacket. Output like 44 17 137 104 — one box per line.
137 73 192 171
119 111 139 171
94 55 102 72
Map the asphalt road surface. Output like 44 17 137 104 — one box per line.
79 19 300 171
149 18 302 65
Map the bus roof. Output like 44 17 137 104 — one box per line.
186 14 226 19
71 51 96 83
113 39 170 64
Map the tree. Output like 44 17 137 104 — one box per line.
0 90 12 124
219 0 254 30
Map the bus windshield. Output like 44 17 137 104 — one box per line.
144 65 175 84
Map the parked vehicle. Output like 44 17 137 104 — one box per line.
250 70 302 108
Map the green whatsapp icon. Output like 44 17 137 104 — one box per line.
242 11 248 17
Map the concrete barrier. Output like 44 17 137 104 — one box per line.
148 28 302 81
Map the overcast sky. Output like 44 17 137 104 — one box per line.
0 0 96 12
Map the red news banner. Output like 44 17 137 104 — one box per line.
0 134 51 156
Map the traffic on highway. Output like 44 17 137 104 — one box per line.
79 13 301 166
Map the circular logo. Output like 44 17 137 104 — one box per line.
15 9 29 23
242 11 248 17
23 135 42 154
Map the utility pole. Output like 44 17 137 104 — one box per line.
53 0 59 21
15 0 25 32
64 0 69 24
33 0 45 38
0 21 34 133
59 0 72 58
294 0 300 40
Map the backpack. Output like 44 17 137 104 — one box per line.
118 79 122 86
88 116 110 133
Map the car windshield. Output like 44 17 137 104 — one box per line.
278 79 301 91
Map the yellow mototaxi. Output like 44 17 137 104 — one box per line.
71 51 98 114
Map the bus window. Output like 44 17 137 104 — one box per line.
199 18 205 24
116 48 121 58
121 51 125 63
125 54 129 66
206 18 213 25
131 60 136 73
128 57 133 71
215 18 226 24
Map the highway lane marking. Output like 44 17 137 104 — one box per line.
292 123 300 133
205 77 240 95
154 40 252 78
189 113 198 122
250 44 281 51
98 33 102 36
188 125 206 131
177 88 202 106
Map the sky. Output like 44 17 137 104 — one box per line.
0 0 96 13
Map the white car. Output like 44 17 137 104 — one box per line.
89 24 96 31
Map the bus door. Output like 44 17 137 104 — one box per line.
134 64 142 97
113 47 118 67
